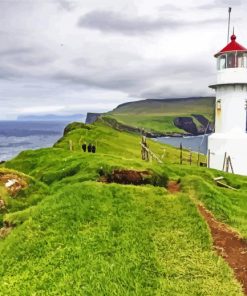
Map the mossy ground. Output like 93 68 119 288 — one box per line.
0 121 246 295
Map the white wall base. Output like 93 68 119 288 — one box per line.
208 132 247 176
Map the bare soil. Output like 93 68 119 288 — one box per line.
0 172 28 196
167 180 180 193
198 205 247 295
99 169 152 185
0 225 12 239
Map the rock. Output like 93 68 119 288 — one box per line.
85 113 102 124
173 117 198 135
0 173 28 197
5 179 17 188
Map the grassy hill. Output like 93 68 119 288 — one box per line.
107 97 215 135
0 120 246 295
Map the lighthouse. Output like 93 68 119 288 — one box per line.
208 33 247 175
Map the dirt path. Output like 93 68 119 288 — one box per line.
167 181 180 193
198 205 247 295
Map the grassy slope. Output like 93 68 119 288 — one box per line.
108 97 215 134
0 121 245 295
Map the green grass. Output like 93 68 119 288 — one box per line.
0 182 242 295
108 97 215 134
108 114 183 134
182 169 247 238
0 120 245 295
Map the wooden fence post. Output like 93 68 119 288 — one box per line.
69 140 73 151
228 156 234 174
222 152 227 171
180 143 183 165
207 149 210 168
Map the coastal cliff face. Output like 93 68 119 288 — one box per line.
85 113 102 124
173 115 213 135
173 117 198 135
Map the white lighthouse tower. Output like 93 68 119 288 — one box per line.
208 33 247 175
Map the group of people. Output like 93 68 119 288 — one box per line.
82 143 96 153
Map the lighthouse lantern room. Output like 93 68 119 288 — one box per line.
208 33 247 175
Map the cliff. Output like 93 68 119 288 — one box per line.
85 112 102 124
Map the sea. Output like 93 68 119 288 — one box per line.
0 121 69 162
154 134 209 155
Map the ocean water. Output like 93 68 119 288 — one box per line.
0 121 69 161
155 134 209 155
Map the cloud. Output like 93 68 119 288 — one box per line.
198 0 243 9
50 57 214 102
78 10 225 35
158 4 183 12
0 45 56 81
57 0 76 11
1 0 244 119
0 47 34 56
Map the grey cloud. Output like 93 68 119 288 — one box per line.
78 10 179 35
0 46 56 77
139 87 183 99
0 47 34 56
216 0 243 5
57 0 76 11
158 4 183 12
0 68 16 80
51 57 214 101
78 10 226 35
139 86 211 100
198 0 243 9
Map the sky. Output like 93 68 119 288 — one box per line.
0 0 247 120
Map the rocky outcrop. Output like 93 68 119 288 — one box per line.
173 117 198 135
173 115 214 135
192 114 214 133
85 113 102 124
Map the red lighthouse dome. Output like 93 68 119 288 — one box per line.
215 34 247 57
215 34 247 70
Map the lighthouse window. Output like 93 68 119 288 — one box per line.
237 53 246 68
218 55 226 70
237 53 242 67
227 53 236 68
243 54 247 68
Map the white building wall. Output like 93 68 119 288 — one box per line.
208 66 247 175
217 68 247 84
208 133 247 175
215 85 247 133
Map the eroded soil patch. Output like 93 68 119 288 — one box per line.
0 225 12 239
198 205 247 295
100 169 152 185
167 180 180 193
0 172 28 196
99 169 167 187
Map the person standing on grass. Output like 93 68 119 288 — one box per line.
82 143 87 152
88 143 92 153
92 145 96 153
